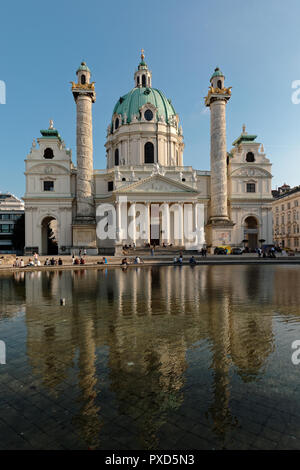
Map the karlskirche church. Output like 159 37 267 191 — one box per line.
24 51 273 255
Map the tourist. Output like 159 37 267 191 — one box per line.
98 257 108 265
20 259 24 267
134 256 141 264
58 258 63 266
173 257 178 264
189 256 197 265
14 258 19 267
50 258 55 266
27 258 34 266
80 257 85 265
37 260 41 266
121 258 128 266
151 247 154 256
79 249 82 257
74 257 80 265
178 256 183 265
44 258 50 266
33 252 39 266
83 249 87 256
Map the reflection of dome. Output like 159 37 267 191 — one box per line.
112 87 176 124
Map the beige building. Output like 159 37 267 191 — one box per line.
23 53 274 255
272 184 300 250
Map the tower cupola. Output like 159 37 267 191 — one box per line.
210 67 225 89
134 49 152 88
76 61 91 86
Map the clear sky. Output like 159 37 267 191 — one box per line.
1 0 300 198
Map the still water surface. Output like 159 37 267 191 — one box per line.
0 265 300 450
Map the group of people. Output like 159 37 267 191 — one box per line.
44 258 63 266
257 247 276 258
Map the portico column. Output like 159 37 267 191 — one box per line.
162 202 170 244
146 202 151 244
131 202 136 244
179 202 184 246
116 200 122 242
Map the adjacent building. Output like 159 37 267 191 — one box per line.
0 193 24 253
272 184 300 250
23 53 274 255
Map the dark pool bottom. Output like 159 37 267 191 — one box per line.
0 264 300 450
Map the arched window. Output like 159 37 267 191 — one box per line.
44 148 54 159
142 75 146 87
81 75 86 85
114 148 119 166
115 118 119 130
217 80 222 89
137 76 140 85
246 152 255 162
144 142 154 164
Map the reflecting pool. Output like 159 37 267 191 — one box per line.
0 265 300 450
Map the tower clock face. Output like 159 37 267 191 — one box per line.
144 109 153 121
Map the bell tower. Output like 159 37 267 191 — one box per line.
134 49 152 88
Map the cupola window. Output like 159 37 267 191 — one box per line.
217 80 222 89
81 75 86 85
142 75 146 87
144 142 154 164
44 148 54 159
115 118 119 130
144 109 153 121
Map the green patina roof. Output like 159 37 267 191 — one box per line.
76 61 90 74
232 133 257 147
112 86 177 125
211 67 224 80
40 128 62 141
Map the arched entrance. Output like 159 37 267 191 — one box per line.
244 216 258 251
41 216 58 255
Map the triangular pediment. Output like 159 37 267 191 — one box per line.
115 174 198 194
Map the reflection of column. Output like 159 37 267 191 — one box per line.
146 268 152 315
132 268 138 315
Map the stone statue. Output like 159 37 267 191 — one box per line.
49 119 54 129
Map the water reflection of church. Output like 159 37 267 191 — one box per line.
10 266 299 448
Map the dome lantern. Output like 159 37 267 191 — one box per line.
134 49 152 88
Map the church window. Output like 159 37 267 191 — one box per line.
115 149 119 166
144 109 153 121
142 75 146 87
246 183 256 193
44 148 54 159
246 152 255 162
144 142 154 164
122 177 126 181
108 181 114 192
44 181 54 191
217 80 222 89
81 75 86 85
137 76 140 85
115 118 119 130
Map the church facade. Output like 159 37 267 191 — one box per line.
23 53 273 255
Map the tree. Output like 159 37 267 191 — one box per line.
11 214 25 252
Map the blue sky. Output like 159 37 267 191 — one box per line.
1 0 300 197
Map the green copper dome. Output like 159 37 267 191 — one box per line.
76 61 90 74
112 87 177 125
211 67 224 79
